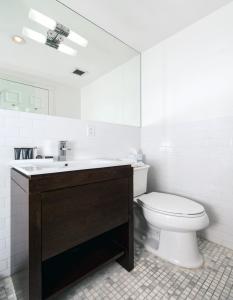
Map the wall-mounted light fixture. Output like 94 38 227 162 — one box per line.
22 27 46 44
23 27 77 56
26 9 88 52
22 9 88 56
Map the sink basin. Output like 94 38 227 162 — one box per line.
11 159 131 176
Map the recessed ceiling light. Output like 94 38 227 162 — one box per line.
12 35 25 44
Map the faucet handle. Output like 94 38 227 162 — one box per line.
58 141 71 161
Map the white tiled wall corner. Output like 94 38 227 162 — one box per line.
0 239 6 252
0 258 8 274
141 2 233 250
141 117 233 249
0 108 140 278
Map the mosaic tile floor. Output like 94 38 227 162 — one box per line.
1 239 233 299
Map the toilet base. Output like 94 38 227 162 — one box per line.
143 228 203 269
134 202 205 269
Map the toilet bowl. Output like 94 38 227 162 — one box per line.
133 165 209 268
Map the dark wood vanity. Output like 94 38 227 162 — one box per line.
11 165 134 299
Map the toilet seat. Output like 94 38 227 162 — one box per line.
136 192 205 218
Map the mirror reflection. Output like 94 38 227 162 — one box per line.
0 0 140 126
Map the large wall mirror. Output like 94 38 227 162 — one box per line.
0 0 141 126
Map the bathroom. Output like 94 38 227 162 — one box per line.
1 0 233 299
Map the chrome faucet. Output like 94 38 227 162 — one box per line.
58 141 71 161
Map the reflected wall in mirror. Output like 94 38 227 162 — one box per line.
0 0 140 126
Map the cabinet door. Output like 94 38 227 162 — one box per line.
0 78 49 114
0 79 22 110
42 178 129 260
29 88 49 114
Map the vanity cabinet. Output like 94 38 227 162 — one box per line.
11 165 133 300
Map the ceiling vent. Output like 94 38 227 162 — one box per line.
73 68 85 76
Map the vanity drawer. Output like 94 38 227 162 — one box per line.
41 178 129 260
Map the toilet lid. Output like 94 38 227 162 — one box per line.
136 192 205 216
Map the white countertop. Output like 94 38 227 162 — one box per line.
10 159 135 176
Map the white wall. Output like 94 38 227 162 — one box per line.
53 85 81 119
141 3 233 249
0 108 140 278
81 56 140 126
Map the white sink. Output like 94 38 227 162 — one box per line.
10 159 131 176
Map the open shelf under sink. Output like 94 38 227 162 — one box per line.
42 233 125 299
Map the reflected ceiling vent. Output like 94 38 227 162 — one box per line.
73 69 85 76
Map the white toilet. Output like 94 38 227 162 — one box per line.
133 165 209 268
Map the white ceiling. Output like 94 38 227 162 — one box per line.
1 0 232 89
58 0 233 51
0 0 138 88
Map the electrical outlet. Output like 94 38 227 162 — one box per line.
87 125 96 137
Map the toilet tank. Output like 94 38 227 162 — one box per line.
133 165 150 197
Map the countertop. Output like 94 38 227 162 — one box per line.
10 159 134 176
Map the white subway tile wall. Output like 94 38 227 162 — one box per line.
141 3 233 250
141 118 233 249
0 108 140 278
